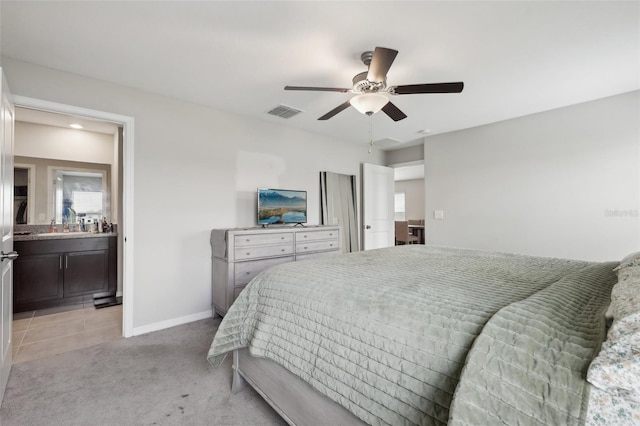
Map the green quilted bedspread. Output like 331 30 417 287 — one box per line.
207 245 617 425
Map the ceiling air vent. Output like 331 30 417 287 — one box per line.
267 105 303 119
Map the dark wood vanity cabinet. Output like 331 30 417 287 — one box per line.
14 236 117 312
14 253 64 305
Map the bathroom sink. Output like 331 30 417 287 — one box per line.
38 232 86 236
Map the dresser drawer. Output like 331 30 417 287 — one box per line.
212 226 340 317
234 256 293 285
296 250 339 262
235 233 293 247
296 239 339 254
295 229 339 242
234 243 293 261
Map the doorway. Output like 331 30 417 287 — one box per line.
13 165 34 225
12 96 134 338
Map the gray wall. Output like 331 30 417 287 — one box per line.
423 91 639 261
395 179 425 222
385 144 424 165
2 57 385 333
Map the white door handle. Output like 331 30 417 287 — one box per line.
1 251 19 262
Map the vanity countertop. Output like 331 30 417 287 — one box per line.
14 232 117 242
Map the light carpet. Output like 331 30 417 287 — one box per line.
0 318 286 426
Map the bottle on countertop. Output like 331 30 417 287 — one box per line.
93 219 99 234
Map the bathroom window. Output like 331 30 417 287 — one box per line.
394 192 406 221
72 191 103 220
51 168 108 224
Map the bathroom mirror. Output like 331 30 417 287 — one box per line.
13 157 112 225
51 168 108 225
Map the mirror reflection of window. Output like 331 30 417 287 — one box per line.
53 170 106 224
394 192 406 221
73 191 103 222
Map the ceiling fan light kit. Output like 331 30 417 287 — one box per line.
350 93 389 115
284 46 464 121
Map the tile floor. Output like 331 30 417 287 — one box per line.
12 303 123 364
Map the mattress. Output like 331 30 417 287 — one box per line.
208 245 617 425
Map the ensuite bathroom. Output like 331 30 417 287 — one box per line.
11 107 124 364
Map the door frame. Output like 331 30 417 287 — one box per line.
13 96 135 338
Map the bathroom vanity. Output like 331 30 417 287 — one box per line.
13 233 117 313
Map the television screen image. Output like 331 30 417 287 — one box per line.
258 188 307 225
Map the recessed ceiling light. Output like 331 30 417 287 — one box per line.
418 129 431 134
69 123 83 129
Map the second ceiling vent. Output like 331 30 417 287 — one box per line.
267 104 303 119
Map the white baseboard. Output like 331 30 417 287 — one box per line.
131 309 213 336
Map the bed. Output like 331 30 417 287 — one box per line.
207 245 639 425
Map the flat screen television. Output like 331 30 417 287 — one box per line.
257 188 307 225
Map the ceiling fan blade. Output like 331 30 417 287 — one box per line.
366 47 398 83
381 102 407 122
285 86 350 93
392 82 464 95
318 101 352 120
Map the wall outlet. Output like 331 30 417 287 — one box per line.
434 210 444 220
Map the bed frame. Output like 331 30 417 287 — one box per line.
232 349 366 426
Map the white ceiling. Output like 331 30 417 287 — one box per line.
16 107 120 135
2 1 638 150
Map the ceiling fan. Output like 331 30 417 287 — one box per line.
284 47 464 122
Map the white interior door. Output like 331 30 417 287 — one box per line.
362 163 394 250
0 68 15 403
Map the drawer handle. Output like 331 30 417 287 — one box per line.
304 235 308 238
281 236 284 239
281 249 285 252
246 239 250 242
246 271 251 275
304 246 308 249
329 244 333 247
246 252 251 256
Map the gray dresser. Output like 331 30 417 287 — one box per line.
211 225 341 316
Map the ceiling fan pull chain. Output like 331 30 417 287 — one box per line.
368 114 374 154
